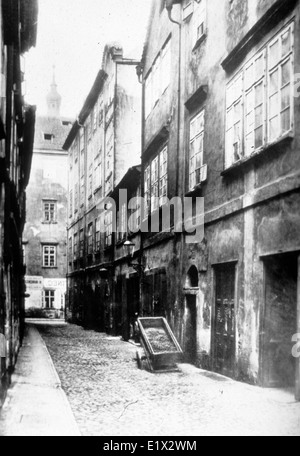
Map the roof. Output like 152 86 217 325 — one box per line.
63 69 108 151
111 166 141 203
34 115 73 152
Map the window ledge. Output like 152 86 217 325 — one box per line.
221 134 294 176
192 33 207 53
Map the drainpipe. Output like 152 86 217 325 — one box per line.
296 255 300 401
166 0 183 337
136 63 145 317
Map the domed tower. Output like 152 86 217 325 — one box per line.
46 66 62 118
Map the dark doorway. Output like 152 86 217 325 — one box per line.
95 284 105 332
184 266 199 364
214 263 236 378
127 276 139 338
185 295 197 363
262 253 297 388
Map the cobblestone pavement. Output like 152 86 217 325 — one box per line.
37 324 300 437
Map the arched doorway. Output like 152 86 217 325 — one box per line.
184 266 199 364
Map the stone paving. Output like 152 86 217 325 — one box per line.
37 324 300 437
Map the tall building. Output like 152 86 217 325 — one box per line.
0 0 38 406
63 43 141 331
23 74 72 317
138 0 300 398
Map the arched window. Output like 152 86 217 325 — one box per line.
185 266 199 288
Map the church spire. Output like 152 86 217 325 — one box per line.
46 65 62 118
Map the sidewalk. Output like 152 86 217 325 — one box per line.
0 325 81 436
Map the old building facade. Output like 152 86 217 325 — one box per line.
0 0 38 405
64 44 141 332
23 76 72 317
64 0 300 399
138 0 300 398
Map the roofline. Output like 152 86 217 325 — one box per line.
111 165 141 200
63 69 108 150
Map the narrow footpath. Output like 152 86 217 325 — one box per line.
0 325 80 437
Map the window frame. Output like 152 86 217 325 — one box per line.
43 290 55 309
192 0 207 51
42 245 57 269
144 146 168 217
225 22 294 170
43 200 57 223
189 109 205 190
87 223 94 255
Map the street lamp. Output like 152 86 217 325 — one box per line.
123 240 145 273
124 240 135 259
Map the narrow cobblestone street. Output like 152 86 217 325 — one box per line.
36 323 300 437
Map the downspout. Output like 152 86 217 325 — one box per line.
136 63 145 317
166 0 183 337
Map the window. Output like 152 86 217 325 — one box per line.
80 177 85 206
69 190 73 217
87 116 92 140
87 142 93 198
44 133 54 141
145 37 171 118
189 110 206 189
43 245 57 268
93 108 97 132
225 23 294 169
268 26 293 142
95 218 101 252
74 140 79 163
69 153 73 171
193 0 206 46
87 223 93 255
74 183 79 212
74 233 78 260
94 151 102 191
80 127 85 154
43 290 55 309
79 229 84 257
68 237 73 261
105 205 113 248
105 122 114 194
129 187 141 234
43 200 57 223
144 147 168 216
98 97 104 125
117 204 127 242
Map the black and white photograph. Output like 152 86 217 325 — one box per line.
0 0 300 439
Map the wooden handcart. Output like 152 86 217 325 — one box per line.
136 317 183 373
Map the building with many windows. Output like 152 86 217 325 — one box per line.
62 0 300 400
23 75 72 317
136 0 300 399
0 0 38 406
64 43 141 330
